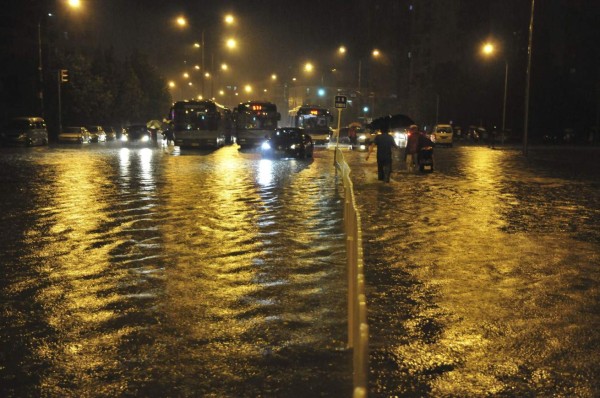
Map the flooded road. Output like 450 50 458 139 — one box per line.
347 145 600 397
2 142 599 397
0 144 351 397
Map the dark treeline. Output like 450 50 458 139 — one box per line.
57 46 172 129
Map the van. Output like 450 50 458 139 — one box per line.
432 124 454 147
0 116 49 146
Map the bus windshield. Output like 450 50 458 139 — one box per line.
235 102 279 130
292 107 332 130
172 103 219 131
237 113 277 129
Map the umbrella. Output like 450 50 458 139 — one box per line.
367 114 414 131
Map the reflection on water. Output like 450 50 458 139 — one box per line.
0 146 351 397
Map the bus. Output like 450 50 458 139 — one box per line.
233 101 280 149
168 100 233 148
289 105 333 146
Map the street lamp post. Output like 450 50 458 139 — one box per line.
502 59 508 136
523 0 536 156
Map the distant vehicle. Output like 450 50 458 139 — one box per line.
288 105 333 146
58 126 92 143
234 101 280 149
102 126 117 141
367 114 414 149
167 100 231 148
260 127 314 159
0 116 48 146
122 125 151 143
327 126 355 151
87 125 107 142
431 124 454 147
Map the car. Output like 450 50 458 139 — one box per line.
102 126 117 141
87 125 107 142
0 116 49 146
431 124 454 146
122 125 152 143
391 128 409 148
261 127 314 159
58 126 92 143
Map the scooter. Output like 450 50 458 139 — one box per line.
418 146 434 173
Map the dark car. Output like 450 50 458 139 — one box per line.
87 125 107 142
102 126 117 141
1 117 49 146
260 128 314 159
123 125 151 143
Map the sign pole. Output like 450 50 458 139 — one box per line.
333 95 347 166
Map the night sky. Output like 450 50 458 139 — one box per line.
73 0 356 85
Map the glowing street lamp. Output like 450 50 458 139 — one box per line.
304 62 314 73
176 16 187 27
224 14 235 25
67 0 81 8
226 38 237 49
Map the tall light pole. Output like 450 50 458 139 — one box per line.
523 0 536 156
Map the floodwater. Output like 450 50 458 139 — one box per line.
347 145 600 397
2 142 599 397
0 143 352 397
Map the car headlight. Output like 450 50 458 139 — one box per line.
121 135 128 142
358 134 366 142
261 141 271 150
141 135 150 142
290 144 296 150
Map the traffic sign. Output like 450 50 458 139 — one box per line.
334 95 347 109
60 69 69 83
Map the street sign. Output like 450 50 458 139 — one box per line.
60 69 69 83
334 95 347 109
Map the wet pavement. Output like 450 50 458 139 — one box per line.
1 142 599 397
346 145 600 397
0 143 352 397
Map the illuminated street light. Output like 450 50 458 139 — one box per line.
226 38 237 49
482 42 494 55
67 0 81 8
338 46 346 54
372 49 380 57
304 62 314 73
244 85 252 93
194 65 200 70
221 63 228 71
183 72 189 79
224 14 235 25
168 81 176 88
193 42 200 48
271 74 277 81
176 16 187 27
